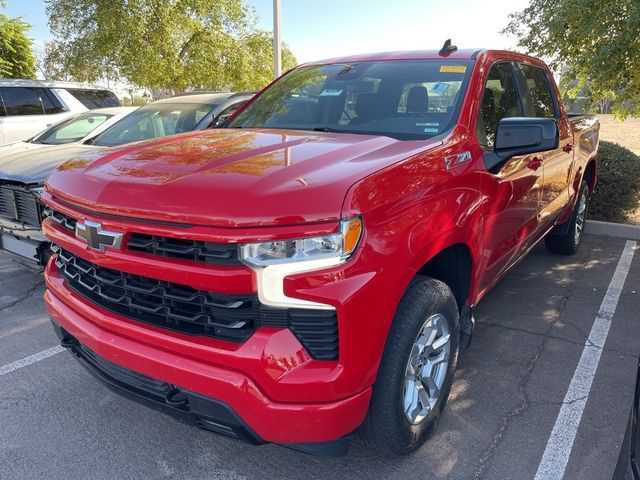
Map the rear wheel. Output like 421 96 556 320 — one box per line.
360 277 459 456
545 181 589 255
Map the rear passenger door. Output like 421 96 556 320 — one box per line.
515 63 573 229
0 87 68 144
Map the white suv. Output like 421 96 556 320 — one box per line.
0 79 121 145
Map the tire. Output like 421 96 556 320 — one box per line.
360 276 460 456
545 181 589 255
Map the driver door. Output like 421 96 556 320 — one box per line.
477 62 544 290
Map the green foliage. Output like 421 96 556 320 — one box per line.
228 31 297 91
122 95 150 107
0 13 36 79
39 40 77 81
504 0 640 118
44 0 297 92
589 141 640 224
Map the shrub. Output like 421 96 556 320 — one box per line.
589 141 640 224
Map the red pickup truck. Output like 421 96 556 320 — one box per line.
41 45 599 457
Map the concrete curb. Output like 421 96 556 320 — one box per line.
585 220 640 240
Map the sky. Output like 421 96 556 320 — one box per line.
4 0 530 65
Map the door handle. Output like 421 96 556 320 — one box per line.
527 157 543 171
563 144 574 153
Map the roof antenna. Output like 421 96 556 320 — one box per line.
439 39 458 56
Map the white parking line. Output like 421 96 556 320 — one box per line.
0 345 65 377
535 240 637 480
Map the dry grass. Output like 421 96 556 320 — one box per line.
596 114 640 225
597 115 640 155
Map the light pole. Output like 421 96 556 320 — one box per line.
273 0 282 79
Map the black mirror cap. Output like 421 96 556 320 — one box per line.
494 117 559 159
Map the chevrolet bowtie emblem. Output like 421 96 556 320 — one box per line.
75 221 123 252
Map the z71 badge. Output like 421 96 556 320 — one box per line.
444 151 472 170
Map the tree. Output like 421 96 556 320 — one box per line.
228 31 298 91
504 0 640 117
0 11 36 79
45 0 297 92
38 41 73 81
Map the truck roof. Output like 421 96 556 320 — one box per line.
305 49 542 66
306 49 484 65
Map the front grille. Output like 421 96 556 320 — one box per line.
55 248 259 342
44 207 77 231
44 208 240 266
128 233 240 265
0 185 42 225
54 249 339 359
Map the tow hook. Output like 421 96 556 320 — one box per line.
165 389 188 407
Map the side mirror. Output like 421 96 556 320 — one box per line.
494 117 559 159
214 114 232 127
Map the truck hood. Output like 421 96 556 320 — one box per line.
45 129 440 227
0 143 103 185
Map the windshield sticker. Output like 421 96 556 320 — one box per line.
423 127 439 133
319 89 344 97
416 122 439 127
431 82 450 95
440 65 467 74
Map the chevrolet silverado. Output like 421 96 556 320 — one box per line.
40 44 599 457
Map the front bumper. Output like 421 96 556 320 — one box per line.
51 321 351 456
44 261 372 446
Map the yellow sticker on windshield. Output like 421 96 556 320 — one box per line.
440 65 467 74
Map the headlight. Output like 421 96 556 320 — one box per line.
239 217 363 310
239 217 363 267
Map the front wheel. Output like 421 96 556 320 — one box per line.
360 277 459 456
545 180 589 255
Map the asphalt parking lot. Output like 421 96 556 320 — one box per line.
0 234 638 480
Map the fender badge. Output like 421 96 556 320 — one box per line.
444 151 472 170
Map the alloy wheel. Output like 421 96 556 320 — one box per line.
402 313 451 424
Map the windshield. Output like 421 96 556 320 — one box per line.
33 112 112 145
89 102 218 147
227 60 474 140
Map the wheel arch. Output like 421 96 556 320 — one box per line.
583 157 597 194
414 243 474 310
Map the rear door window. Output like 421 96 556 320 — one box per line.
0 87 45 116
517 64 557 118
66 89 121 109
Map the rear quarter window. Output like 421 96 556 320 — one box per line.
67 89 121 109
40 89 66 114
